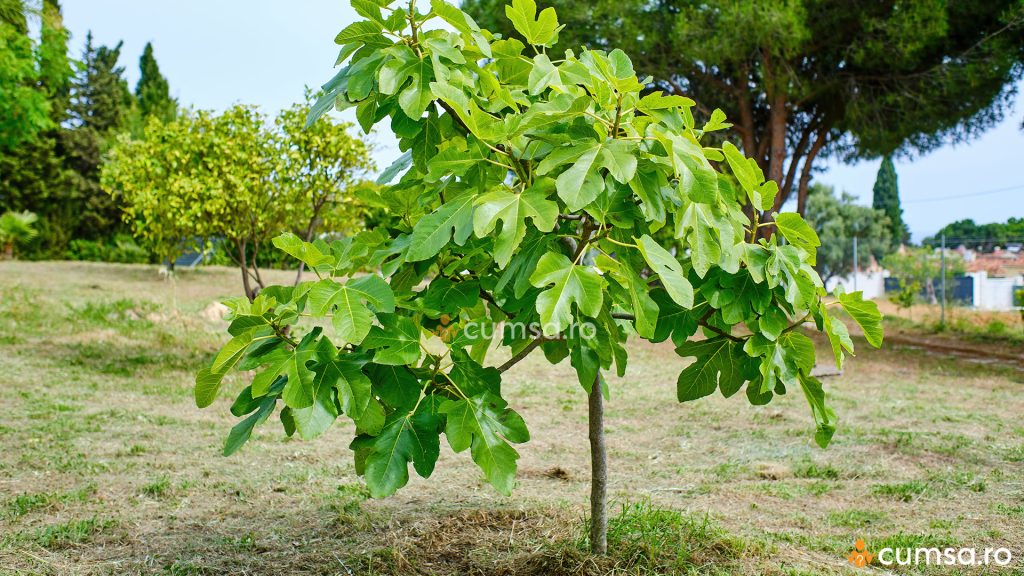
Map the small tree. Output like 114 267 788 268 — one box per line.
194 0 883 555
893 279 920 320
102 101 372 295
275 99 375 283
805 183 892 285
883 247 964 305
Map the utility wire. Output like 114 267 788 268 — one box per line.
903 183 1024 204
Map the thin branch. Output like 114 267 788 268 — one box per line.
271 322 300 348
497 336 548 373
695 306 745 343
781 313 813 335
699 323 745 343
572 218 596 264
479 290 512 317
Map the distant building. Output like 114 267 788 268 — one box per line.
963 247 1024 278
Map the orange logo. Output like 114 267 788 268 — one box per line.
433 314 458 342
848 539 874 567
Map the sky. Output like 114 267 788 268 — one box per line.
63 0 1024 242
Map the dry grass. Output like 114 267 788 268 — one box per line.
875 298 1024 346
1 261 1022 575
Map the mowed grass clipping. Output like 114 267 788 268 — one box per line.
0 260 1022 575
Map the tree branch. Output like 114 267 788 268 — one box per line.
795 125 830 215
497 336 548 373
781 119 816 203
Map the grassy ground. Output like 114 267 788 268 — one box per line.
1 261 1022 575
877 298 1024 345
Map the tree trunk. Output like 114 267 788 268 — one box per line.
795 127 829 215
766 94 788 190
588 373 608 555
294 213 321 285
238 240 254 301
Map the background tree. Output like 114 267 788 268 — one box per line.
62 33 135 240
38 0 70 109
883 246 964 304
103 106 277 289
0 0 53 150
133 42 176 124
893 279 920 320
464 0 1024 220
103 101 373 295
923 217 1024 251
0 0 76 256
194 0 882 556
871 156 909 248
804 183 892 285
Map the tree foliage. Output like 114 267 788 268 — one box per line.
0 0 78 256
463 0 1024 217
0 0 55 150
101 100 373 293
883 246 964 304
805 183 892 284
134 42 177 124
1 14 180 257
871 156 908 248
0 209 38 257
923 217 1024 251
56 32 135 241
195 0 883 502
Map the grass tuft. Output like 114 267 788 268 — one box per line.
29 517 115 549
3 484 95 520
142 475 172 498
791 457 841 480
581 499 749 575
827 508 887 529
872 481 929 502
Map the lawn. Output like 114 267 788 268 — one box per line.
1 261 1022 575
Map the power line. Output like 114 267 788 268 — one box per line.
903 183 1024 204
929 234 1024 240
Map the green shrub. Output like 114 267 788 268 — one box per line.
66 234 151 264
986 320 1008 337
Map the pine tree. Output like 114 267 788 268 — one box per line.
61 32 135 239
872 156 910 248
135 42 176 123
68 32 133 132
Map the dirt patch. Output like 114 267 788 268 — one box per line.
883 330 1024 370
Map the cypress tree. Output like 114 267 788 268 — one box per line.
872 156 910 247
135 42 176 123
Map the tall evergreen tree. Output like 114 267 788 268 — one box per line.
68 32 133 133
871 156 909 248
60 32 134 239
0 0 27 34
38 0 71 114
134 42 176 123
